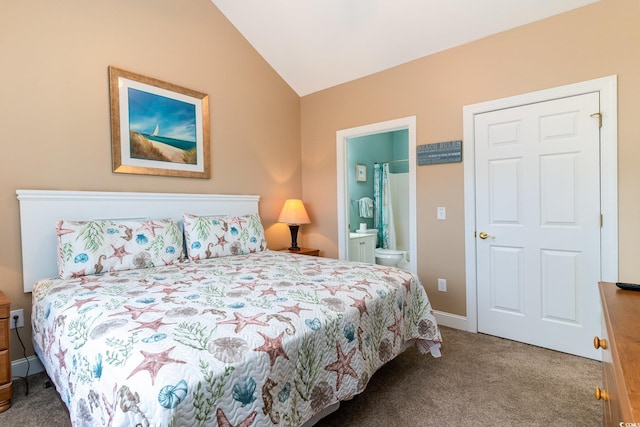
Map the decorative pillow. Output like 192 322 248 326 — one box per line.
56 219 183 279
183 213 266 260
227 213 267 255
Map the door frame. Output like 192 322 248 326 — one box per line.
462 76 618 333
336 116 418 273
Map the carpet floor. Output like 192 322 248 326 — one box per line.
0 326 602 426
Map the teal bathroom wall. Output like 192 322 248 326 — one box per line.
347 129 408 232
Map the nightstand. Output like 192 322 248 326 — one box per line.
278 247 320 256
0 291 11 413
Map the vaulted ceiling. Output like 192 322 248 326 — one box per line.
212 0 599 96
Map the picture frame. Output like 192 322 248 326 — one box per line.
356 163 367 182
108 66 210 179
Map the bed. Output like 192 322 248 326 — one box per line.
17 189 442 427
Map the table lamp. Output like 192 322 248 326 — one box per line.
278 199 310 251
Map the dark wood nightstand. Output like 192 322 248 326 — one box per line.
0 291 11 413
278 247 320 256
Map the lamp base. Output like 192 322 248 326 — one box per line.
288 224 301 251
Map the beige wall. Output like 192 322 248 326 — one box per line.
301 0 640 316
0 0 301 360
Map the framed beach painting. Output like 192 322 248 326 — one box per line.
356 163 367 182
108 66 210 178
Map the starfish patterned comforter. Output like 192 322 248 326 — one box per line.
31 251 442 427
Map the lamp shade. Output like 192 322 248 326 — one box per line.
277 199 310 225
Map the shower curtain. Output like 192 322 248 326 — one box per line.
374 162 396 249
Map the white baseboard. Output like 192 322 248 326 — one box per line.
12 355 44 379
433 310 471 331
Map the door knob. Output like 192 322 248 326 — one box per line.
478 232 494 240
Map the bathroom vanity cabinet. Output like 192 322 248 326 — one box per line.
349 233 376 264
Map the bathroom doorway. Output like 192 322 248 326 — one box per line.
336 116 417 273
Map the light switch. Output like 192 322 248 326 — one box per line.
437 207 446 220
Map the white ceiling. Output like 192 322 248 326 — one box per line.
211 0 598 96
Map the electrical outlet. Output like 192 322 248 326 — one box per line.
437 207 446 220
437 278 447 292
10 309 24 329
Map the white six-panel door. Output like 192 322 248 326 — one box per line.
474 92 601 359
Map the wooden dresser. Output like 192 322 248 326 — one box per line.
0 291 11 413
596 282 640 425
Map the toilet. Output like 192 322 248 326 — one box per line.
374 248 405 267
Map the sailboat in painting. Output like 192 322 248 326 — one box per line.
151 124 159 137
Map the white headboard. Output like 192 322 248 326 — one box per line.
17 189 261 292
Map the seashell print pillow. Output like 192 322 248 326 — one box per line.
56 218 183 279
226 213 267 255
183 213 267 260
